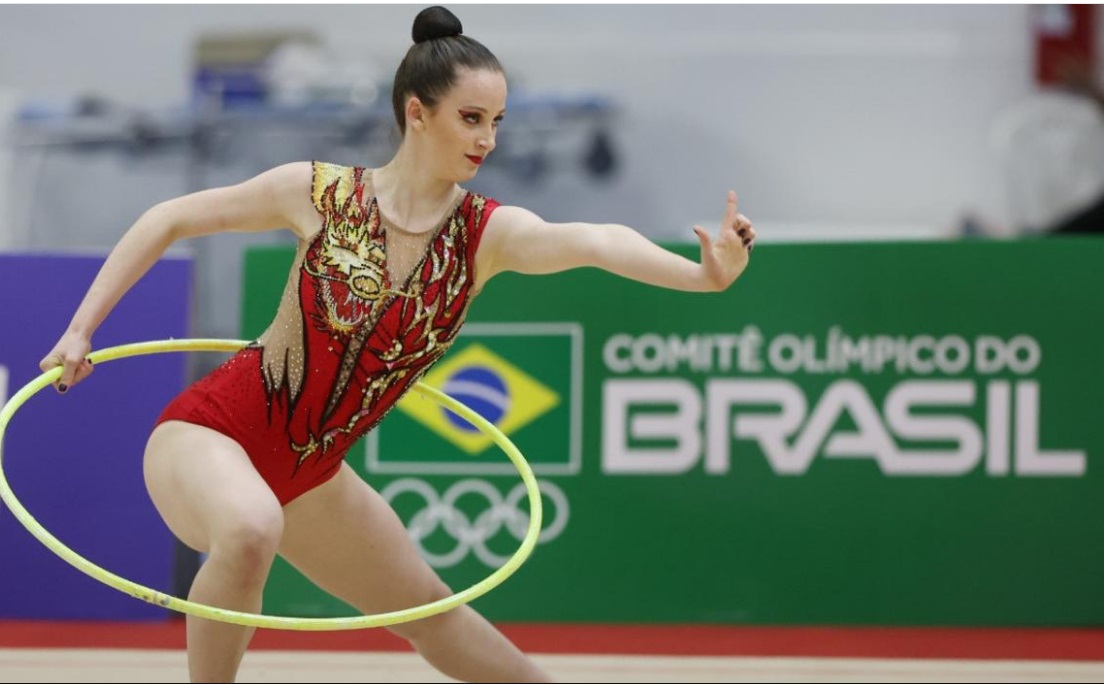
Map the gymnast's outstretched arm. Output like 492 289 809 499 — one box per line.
477 190 755 293
38 162 317 392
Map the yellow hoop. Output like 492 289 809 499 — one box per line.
0 339 542 630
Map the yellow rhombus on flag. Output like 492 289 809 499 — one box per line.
396 343 560 455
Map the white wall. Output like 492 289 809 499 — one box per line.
0 88 17 250
0 4 1054 241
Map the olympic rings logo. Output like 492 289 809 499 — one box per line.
381 478 569 568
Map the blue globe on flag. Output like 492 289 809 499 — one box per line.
441 366 509 432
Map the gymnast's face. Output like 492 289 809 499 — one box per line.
409 68 507 181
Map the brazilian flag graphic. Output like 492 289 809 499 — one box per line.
367 324 580 475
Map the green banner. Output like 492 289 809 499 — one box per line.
246 238 1103 625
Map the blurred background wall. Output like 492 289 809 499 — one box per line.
0 3 1085 244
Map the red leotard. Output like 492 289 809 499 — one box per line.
154 162 498 504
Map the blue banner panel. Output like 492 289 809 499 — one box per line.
0 254 191 619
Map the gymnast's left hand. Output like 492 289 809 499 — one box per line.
38 332 93 395
692 190 756 292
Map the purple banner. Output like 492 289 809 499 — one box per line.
0 253 191 620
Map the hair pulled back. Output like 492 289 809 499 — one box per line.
392 6 503 134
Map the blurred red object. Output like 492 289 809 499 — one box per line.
1034 4 1096 87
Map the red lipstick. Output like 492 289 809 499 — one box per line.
466 155 484 166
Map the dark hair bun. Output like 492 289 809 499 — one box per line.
413 6 463 44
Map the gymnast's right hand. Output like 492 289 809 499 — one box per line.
39 333 94 394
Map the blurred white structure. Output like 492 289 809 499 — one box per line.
990 91 1104 234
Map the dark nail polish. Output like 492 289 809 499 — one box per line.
58 384 68 393
738 228 747 237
